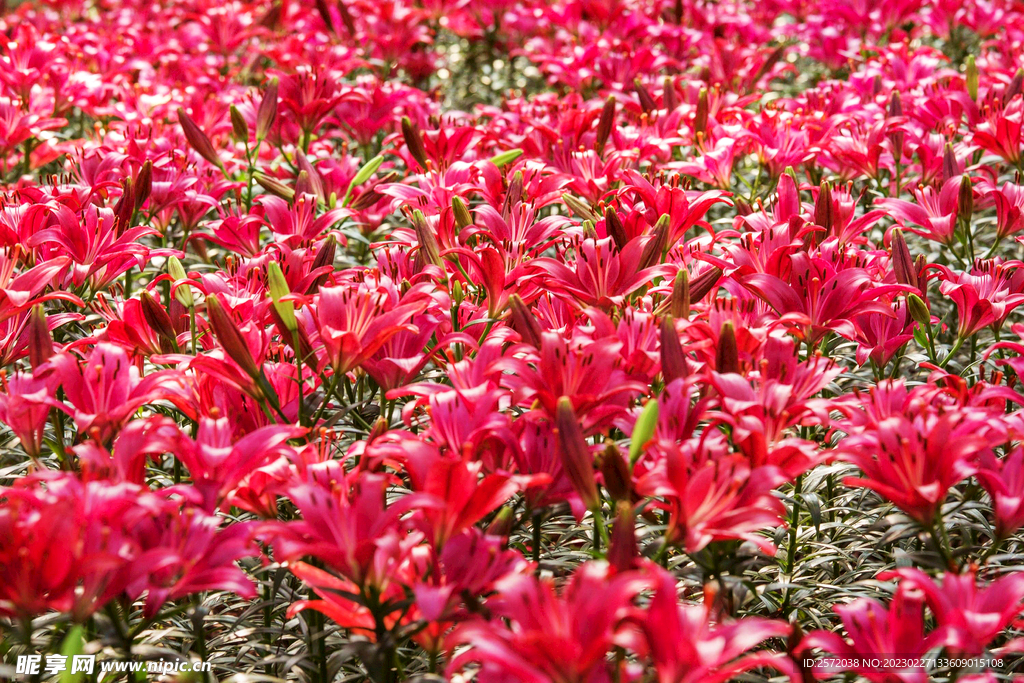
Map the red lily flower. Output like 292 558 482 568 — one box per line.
446 562 651 683
637 566 794 683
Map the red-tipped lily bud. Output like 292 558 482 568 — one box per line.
206 294 261 379
27 304 53 370
689 266 722 304
694 86 709 136
140 291 177 351
716 321 739 374
509 294 543 348
638 214 670 269
813 180 833 232
670 269 690 319
402 116 429 170
1006 67 1024 106
256 79 278 142
604 206 628 251
890 229 918 291
555 397 600 511
411 209 443 268
660 316 688 383
177 108 224 171
134 160 153 208
608 501 638 572
634 78 656 113
598 442 631 502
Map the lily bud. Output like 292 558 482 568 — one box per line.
306 235 337 293
694 86 709 136
177 108 224 171
670 269 690 319
1006 67 1024 106
268 262 297 332
716 321 739 374
402 116 429 170
660 316 688 383
634 78 655 113
629 399 659 465
595 95 616 156
489 148 523 167
411 209 443 268
27 304 52 370
562 193 599 223
888 91 904 164
813 180 833 232
502 171 524 218
689 266 722 303
254 172 295 201
555 397 600 511
229 105 249 142
638 214 670 269
608 501 638 572
295 170 314 200
663 77 677 112
112 177 135 232
347 154 384 194
486 506 515 537
452 196 473 230
206 294 261 379
167 256 194 308
452 279 464 307
134 160 153 208
604 207 628 251
140 291 177 350
907 293 931 327
890 229 918 290
958 174 974 227
966 55 978 101
256 79 278 141
942 143 958 183
295 151 326 204
509 294 543 348
598 442 631 502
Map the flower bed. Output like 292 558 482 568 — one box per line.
1 1 1024 681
